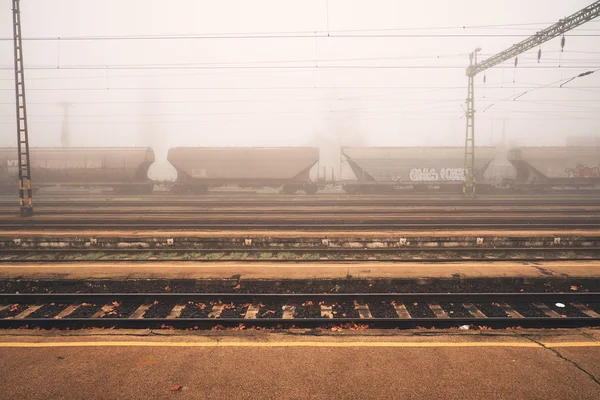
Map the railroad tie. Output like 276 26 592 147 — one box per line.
393 303 412 319
532 303 562 318
496 303 524 318
130 304 152 319
282 305 296 319
167 305 185 319
208 304 225 318
92 305 115 319
428 303 450 319
54 305 80 319
245 305 260 319
355 304 372 319
462 303 486 318
320 305 334 319
570 303 600 318
12 305 43 320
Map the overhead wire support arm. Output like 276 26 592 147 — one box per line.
467 1 600 77
462 0 600 197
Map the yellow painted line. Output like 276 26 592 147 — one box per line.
544 342 600 348
0 341 597 348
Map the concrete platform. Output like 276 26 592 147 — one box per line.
0 329 599 399
1 260 600 280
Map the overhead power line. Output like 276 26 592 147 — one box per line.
1 64 599 71
0 33 599 41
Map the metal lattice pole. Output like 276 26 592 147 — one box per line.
463 51 477 197
462 1 600 197
12 0 33 217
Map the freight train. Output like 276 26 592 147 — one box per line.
0 145 598 195
0 147 155 195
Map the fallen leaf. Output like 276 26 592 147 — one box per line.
169 385 182 392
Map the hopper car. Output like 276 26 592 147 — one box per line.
167 147 320 194
508 147 600 190
340 146 516 194
0 147 155 195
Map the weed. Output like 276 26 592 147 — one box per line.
205 252 225 260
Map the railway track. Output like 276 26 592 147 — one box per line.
1 292 598 329
2 247 600 262
2 221 600 230
1 195 597 230
1 196 599 208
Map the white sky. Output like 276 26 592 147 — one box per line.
1 0 599 157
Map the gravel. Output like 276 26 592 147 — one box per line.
103 303 139 318
257 303 284 318
144 302 175 318
544 302 587 318
0 304 28 318
585 303 600 313
439 303 471 318
69 303 101 318
332 302 360 318
405 302 436 318
509 303 547 317
2 277 599 294
28 303 69 318
473 302 507 317
368 301 398 318
293 303 323 318
179 302 210 318
219 303 249 318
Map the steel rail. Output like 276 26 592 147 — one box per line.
2 222 600 230
3 292 599 303
1 199 600 207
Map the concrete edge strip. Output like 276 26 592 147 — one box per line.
0 341 599 348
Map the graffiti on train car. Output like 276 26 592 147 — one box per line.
192 169 209 178
565 164 600 178
409 167 465 182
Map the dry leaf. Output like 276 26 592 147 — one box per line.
169 385 182 392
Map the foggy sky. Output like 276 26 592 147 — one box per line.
1 0 599 153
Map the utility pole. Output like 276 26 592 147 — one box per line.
463 0 600 196
463 48 480 196
12 0 33 216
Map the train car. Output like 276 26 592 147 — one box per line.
167 147 320 194
341 146 513 193
0 147 155 195
508 147 600 190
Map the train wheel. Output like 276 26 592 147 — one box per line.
304 183 318 195
171 185 187 194
135 185 153 194
281 184 298 194
192 186 207 195
343 185 360 195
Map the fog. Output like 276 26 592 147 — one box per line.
1 0 599 179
